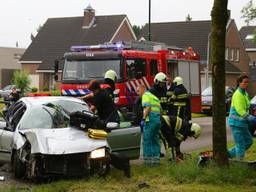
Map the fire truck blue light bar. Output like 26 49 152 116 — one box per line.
70 42 125 51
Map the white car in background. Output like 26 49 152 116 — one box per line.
0 85 20 99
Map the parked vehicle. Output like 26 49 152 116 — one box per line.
54 41 202 113
0 96 141 179
201 86 235 115
250 95 256 136
0 85 20 99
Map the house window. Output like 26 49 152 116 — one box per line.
225 48 229 60
230 49 234 61
235 49 240 61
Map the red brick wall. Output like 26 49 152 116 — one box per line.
112 21 135 42
21 64 39 74
225 21 249 74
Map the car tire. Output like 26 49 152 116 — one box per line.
12 150 26 179
98 160 110 177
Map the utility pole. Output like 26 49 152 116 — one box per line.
148 0 151 41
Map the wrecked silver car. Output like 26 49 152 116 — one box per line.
0 97 141 179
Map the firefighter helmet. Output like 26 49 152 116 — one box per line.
154 72 167 84
191 123 201 139
104 70 117 83
173 76 183 86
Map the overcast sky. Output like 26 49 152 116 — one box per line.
0 0 252 48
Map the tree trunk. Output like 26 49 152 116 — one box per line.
211 0 229 166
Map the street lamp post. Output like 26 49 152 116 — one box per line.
148 0 151 41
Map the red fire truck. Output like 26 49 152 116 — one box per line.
54 41 201 113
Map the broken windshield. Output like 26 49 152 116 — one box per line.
19 100 90 129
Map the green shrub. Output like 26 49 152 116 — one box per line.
43 86 49 92
51 90 61 96
31 87 38 93
12 70 31 96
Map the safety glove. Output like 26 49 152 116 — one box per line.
140 119 146 129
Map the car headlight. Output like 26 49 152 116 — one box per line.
90 148 106 159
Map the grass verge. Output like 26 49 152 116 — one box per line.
3 140 256 192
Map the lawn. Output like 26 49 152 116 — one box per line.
3 139 256 192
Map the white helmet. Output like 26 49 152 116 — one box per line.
173 76 183 86
154 72 167 84
104 70 117 83
191 123 201 139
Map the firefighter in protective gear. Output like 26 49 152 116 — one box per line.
80 70 118 102
170 76 191 121
160 115 201 161
150 72 168 115
166 76 175 115
137 84 161 166
88 80 120 124
104 70 118 100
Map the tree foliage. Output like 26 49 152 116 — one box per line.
12 70 31 96
132 25 143 39
211 0 229 166
241 0 256 25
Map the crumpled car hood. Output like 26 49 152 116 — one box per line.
19 128 107 155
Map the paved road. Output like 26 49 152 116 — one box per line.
180 117 233 152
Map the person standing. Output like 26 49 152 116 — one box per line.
104 69 118 100
170 76 191 121
228 74 256 160
79 69 118 102
166 76 175 115
137 84 161 166
87 80 119 124
149 72 168 157
8 87 20 102
149 72 168 115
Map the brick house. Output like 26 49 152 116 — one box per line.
20 5 136 91
240 26 256 95
140 19 249 91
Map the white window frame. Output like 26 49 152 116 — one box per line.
225 48 229 60
230 49 234 61
235 49 240 62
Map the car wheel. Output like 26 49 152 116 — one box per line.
98 160 110 177
90 159 110 177
12 150 26 179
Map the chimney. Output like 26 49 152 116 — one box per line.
82 4 95 29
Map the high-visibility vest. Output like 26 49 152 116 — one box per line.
142 91 161 121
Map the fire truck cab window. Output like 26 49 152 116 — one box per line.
150 59 158 76
126 58 146 80
63 60 121 81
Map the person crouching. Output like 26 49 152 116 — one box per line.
161 115 201 161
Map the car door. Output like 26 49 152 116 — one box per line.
107 123 141 160
0 121 14 163
0 102 26 163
